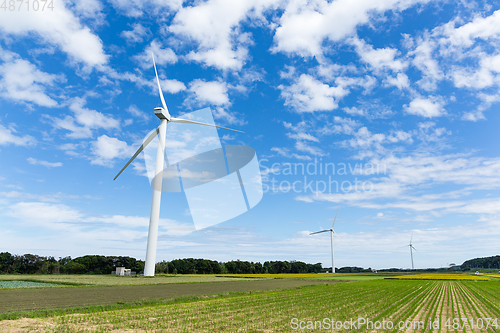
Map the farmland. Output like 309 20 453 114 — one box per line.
207 273 385 280
0 274 262 286
1 276 499 332
385 273 491 281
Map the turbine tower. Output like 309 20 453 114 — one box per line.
310 210 346 273
114 54 242 277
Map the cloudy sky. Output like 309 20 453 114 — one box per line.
1 0 499 270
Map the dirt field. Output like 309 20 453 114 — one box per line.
0 278 328 314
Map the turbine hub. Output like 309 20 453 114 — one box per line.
154 107 171 121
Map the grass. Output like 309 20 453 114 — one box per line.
385 273 491 281
2 279 499 332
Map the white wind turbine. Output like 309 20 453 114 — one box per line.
310 210 346 273
114 54 243 277
403 233 418 270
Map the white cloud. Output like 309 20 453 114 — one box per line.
279 74 348 112
212 107 245 126
121 23 150 44
70 98 119 129
295 141 325 156
409 36 443 91
404 96 445 118
127 105 150 122
188 79 229 106
135 40 178 68
286 132 319 142
462 93 500 122
169 0 278 70
295 152 500 218
51 116 92 139
320 116 361 136
0 124 36 146
27 157 62 168
8 202 82 227
342 101 394 119
158 78 186 94
385 73 410 90
440 9 500 47
58 143 83 157
0 0 107 68
347 127 413 151
109 0 183 18
90 135 135 167
280 120 326 158
271 147 312 161
67 0 105 24
450 54 500 90
343 107 365 117
272 0 428 57
0 48 63 107
417 122 451 143
51 97 120 139
351 37 407 72
1 191 93 202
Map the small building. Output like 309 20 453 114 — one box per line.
475 271 484 275
112 267 135 276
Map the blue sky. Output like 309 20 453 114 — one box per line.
1 0 500 270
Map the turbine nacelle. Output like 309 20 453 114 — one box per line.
154 107 171 121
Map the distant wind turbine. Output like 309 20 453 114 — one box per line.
114 54 243 277
310 210 346 273
404 233 419 270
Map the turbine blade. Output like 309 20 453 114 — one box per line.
152 53 169 115
310 230 330 235
333 230 347 247
410 232 413 244
169 117 244 133
411 245 419 253
114 127 160 180
331 209 339 228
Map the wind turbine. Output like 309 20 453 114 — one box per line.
310 210 346 273
404 233 418 270
114 54 243 277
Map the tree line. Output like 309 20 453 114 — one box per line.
462 255 500 270
155 259 324 274
0 253 144 274
0 252 324 275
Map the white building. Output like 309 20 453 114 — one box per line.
114 267 132 276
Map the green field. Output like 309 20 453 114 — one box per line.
0 281 64 288
1 274 499 332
